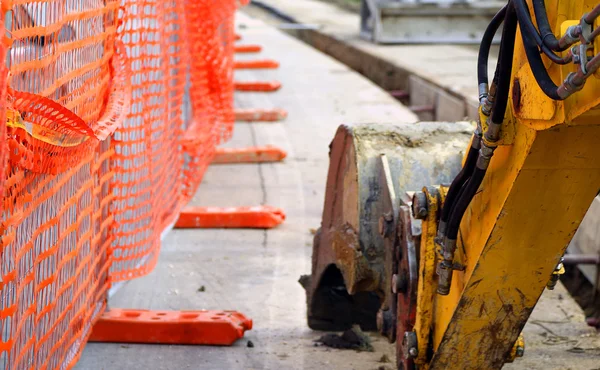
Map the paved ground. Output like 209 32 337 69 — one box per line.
246 0 497 114
78 11 600 370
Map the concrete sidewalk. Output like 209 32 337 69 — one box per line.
77 11 599 370
244 0 498 122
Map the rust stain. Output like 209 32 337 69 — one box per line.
332 223 378 294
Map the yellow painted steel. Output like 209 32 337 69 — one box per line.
413 186 443 368
416 1 600 369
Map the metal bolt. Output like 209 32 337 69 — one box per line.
392 272 408 294
515 345 525 357
402 331 418 359
412 191 428 220
546 274 560 290
506 334 525 363
378 212 393 237
547 259 565 290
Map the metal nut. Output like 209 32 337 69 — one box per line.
378 212 394 237
412 191 428 220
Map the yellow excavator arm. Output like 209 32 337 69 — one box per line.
304 1 600 369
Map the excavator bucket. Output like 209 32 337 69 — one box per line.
300 122 472 334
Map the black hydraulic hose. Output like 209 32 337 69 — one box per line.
478 5 508 87
440 5 516 225
440 139 480 225
490 3 518 125
532 0 568 51
444 3 518 241
513 0 569 65
584 3 600 25
446 168 487 241
515 5 563 100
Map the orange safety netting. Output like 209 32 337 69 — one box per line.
0 0 242 368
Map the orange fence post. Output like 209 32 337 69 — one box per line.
175 206 286 229
234 81 282 92
235 44 263 53
235 59 280 69
235 108 288 122
213 146 287 164
89 309 253 345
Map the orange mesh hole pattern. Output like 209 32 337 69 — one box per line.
1 142 113 369
1 0 119 368
109 0 239 280
1 0 244 367
180 0 237 201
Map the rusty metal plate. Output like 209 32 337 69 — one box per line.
396 205 420 370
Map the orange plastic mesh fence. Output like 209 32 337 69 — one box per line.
0 0 242 368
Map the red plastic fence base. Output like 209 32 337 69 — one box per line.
234 59 279 69
175 206 286 229
89 309 252 346
235 109 288 122
213 146 287 164
234 81 281 92
235 33 242 41
235 45 262 53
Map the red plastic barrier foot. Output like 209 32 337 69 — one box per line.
175 206 286 229
89 309 252 346
235 45 262 53
213 146 287 164
234 81 281 92
235 34 242 41
234 60 279 69
235 109 288 122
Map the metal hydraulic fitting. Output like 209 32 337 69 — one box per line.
437 238 457 295
506 334 525 363
546 258 565 290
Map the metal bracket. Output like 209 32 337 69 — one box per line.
360 0 505 44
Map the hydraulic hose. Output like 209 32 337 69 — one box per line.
478 5 508 92
445 167 487 241
444 3 518 241
490 4 518 125
532 0 568 51
439 136 480 227
513 0 569 65
515 3 563 100
584 3 600 25
444 5 507 228
440 4 511 234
